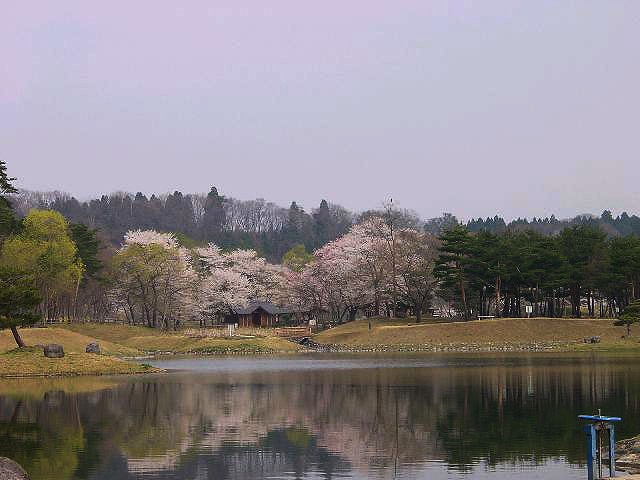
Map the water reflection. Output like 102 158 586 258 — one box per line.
1 354 639 479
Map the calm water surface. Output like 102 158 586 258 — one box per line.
1 353 640 479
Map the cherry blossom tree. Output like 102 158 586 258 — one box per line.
395 230 440 322
289 225 377 322
196 244 287 324
287 216 439 322
111 230 199 329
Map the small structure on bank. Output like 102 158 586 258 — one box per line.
231 302 298 328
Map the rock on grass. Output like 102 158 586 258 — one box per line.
0 457 29 479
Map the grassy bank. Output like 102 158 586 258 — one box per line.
63 323 302 354
1 323 302 358
313 317 638 352
0 347 160 378
0 327 141 356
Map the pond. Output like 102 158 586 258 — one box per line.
1 353 639 479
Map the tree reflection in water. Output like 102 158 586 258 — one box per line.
0 354 639 480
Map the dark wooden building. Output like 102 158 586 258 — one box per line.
233 302 291 328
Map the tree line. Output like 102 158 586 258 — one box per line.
2 160 640 350
435 225 640 321
12 188 354 262
14 189 640 264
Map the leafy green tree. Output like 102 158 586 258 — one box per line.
615 299 640 336
283 244 314 272
1 210 84 322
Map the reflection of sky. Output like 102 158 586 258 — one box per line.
121 453 583 480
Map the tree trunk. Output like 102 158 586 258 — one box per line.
415 307 422 323
10 326 26 348
459 271 468 320
495 275 501 318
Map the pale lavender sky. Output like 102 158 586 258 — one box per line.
2 1 639 220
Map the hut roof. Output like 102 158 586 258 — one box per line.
234 301 291 315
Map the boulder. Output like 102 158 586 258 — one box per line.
43 344 64 358
583 336 601 344
85 342 101 354
0 457 30 479
603 434 640 474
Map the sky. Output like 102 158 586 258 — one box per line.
2 1 639 221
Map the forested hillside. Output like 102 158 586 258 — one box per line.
12 188 354 261
12 189 640 261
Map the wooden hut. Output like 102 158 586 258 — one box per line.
233 302 288 328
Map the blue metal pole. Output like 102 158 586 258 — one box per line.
585 424 596 480
609 424 616 478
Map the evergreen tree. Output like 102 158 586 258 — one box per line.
0 160 18 238
164 191 195 235
201 186 226 241
615 299 640 336
0 266 41 347
557 225 607 317
69 223 103 279
434 225 475 319
132 192 151 229
283 201 313 253
0 160 40 347
313 199 335 248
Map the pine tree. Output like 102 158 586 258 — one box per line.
0 160 18 238
69 223 103 279
201 186 226 241
434 225 474 319
313 199 335 248
0 161 42 347
615 299 640 336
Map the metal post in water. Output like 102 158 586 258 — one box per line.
608 422 617 477
584 423 597 480
578 413 622 480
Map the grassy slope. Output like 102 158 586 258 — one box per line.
0 348 160 377
63 323 302 354
313 317 637 350
0 323 300 377
0 327 141 356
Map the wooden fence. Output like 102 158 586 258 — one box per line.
271 326 313 338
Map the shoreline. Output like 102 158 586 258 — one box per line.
2 317 638 377
1 343 635 378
